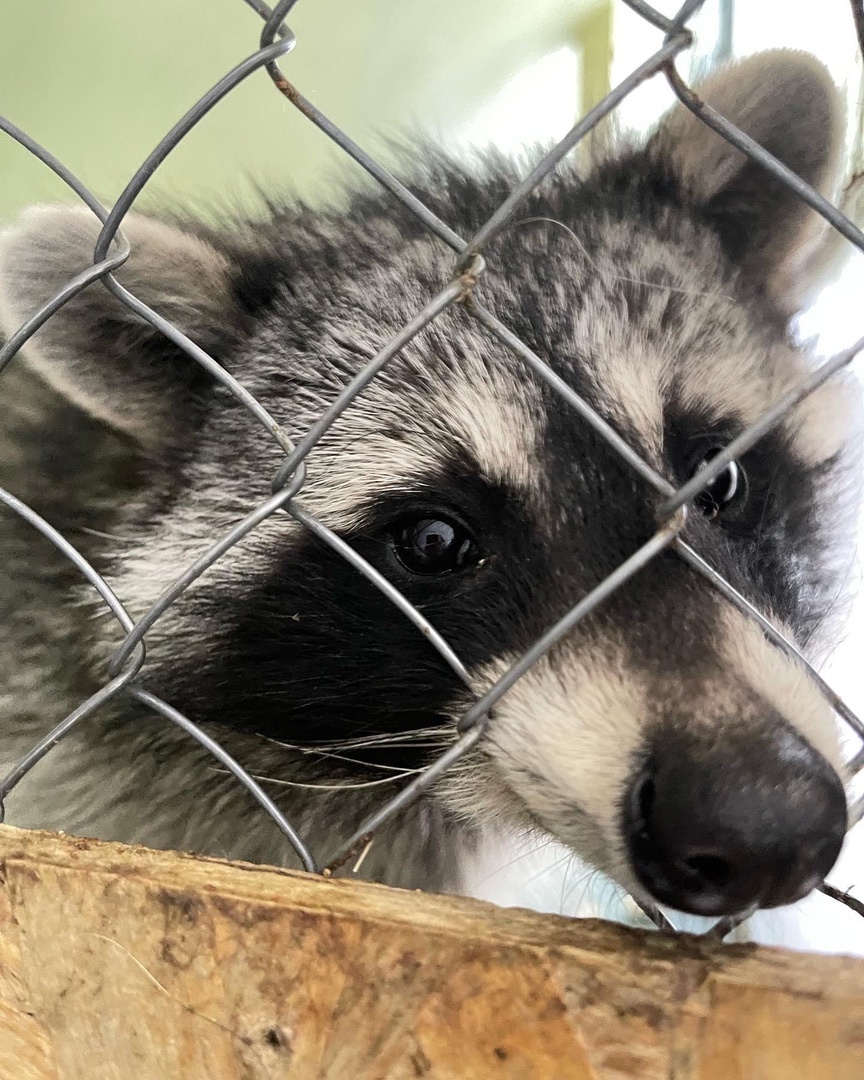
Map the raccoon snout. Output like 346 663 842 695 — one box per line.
622 727 847 917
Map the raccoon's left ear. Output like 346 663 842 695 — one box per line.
0 206 278 454
648 50 845 314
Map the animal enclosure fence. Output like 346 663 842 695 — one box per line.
2 0 864 953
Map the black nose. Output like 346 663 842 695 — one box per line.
623 726 847 917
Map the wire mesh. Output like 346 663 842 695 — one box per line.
1 0 864 939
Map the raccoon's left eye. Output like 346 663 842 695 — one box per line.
389 515 478 575
691 450 747 519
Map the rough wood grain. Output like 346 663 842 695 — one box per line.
0 825 861 1079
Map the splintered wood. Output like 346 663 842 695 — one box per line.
0 825 860 1079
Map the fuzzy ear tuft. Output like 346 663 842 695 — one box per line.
648 50 845 313
0 206 254 452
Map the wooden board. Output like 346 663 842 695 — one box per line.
0 824 861 1079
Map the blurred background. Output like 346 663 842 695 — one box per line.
2 1 859 217
2 0 864 941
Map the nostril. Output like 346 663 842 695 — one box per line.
812 834 843 871
630 766 656 835
680 853 733 890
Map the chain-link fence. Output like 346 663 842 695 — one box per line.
2 0 864 941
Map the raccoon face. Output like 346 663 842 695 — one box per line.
0 51 857 916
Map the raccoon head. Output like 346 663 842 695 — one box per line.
0 51 858 916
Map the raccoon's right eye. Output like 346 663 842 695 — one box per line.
389 515 478 576
691 450 747 520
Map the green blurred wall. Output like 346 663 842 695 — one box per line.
0 0 609 223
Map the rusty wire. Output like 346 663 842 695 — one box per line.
1 0 864 937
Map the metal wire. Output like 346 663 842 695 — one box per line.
1 0 863 943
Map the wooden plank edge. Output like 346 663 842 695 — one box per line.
0 824 860 1079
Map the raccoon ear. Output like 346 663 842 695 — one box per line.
648 50 845 313
0 206 262 453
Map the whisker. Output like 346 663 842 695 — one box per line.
511 216 736 303
470 833 561 890
208 766 423 791
268 727 454 754
559 851 579 914
250 737 426 774
519 850 575 887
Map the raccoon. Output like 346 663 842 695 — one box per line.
0 51 860 936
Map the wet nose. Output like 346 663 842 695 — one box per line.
623 726 847 917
